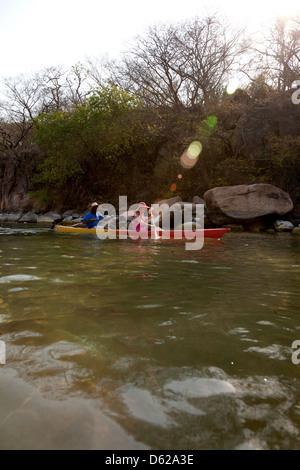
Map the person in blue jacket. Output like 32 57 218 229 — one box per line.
81 202 104 228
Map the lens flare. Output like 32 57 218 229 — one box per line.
170 183 177 192
226 79 239 95
180 151 197 169
206 115 218 128
187 141 202 159
180 141 202 169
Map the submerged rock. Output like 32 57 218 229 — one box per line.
204 184 293 225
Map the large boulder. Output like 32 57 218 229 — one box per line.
42 211 62 222
18 211 38 223
204 184 293 225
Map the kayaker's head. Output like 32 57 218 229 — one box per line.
91 202 99 216
135 202 150 215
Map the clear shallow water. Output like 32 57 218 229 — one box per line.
0 223 299 450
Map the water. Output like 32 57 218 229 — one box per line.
0 223 299 449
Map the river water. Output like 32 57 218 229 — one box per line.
0 224 299 450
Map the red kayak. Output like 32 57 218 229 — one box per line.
55 225 230 239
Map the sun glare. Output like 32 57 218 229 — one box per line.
239 0 300 25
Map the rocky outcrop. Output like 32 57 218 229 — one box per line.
232 94 300 161
204 184 293 225
0 148 39 212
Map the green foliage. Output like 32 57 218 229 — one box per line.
211 157 258 187
32 84 157 205
29 83 300 209
29 189 54 209
264 134 300 199
246 74 275 101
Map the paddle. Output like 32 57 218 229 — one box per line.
138 218 162 239
71 219 98 228
51 219 99 230
70 215 112 228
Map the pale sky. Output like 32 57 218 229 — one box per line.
0 0 299 79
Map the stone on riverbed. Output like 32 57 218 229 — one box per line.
274 220 294 232
292 227 300 235
204 184 293 225
37 215 56 223
62 210 81 220
222 224 244 232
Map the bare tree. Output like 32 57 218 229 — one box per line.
108 15 247 108
245 16 300 95
84 55 111 88
65 62 90 106
0 63 93 154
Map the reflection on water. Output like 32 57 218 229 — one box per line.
0 224 300 449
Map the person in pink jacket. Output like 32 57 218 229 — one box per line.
132 202 151 232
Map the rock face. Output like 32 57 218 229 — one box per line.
232 95 300 161
204 184 293 225
0 149 38 212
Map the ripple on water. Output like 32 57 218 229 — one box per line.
165 377 235 398
122 386 172 428
244 344 292 360
8 287 29 293
51 278 71 284
0 274 41 283
135 304 162 309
